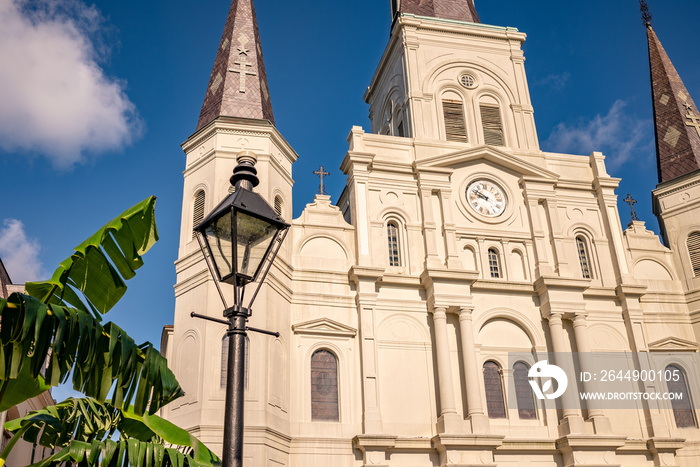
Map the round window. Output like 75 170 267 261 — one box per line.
459 74 477 89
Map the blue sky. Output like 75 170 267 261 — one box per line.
1 0 699 359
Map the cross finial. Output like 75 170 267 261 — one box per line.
639 0 652 26
623 194 640 222
313 166 330 195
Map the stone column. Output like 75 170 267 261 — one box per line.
546 313 585 435
431 307 461 433
572 313 611 433
458 307 489 433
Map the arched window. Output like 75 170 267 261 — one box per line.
387 221 401 267
513 362 537 419
576 236 592 279
311 350 339 421
480 104 504 146
666 365 697 428
442 99 467 142
483 361 506 418
687 232 700 277
192 190 206 239
488 248 501 278
221 335 249 389
274 195 283 216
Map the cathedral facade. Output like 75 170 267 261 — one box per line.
161 1 700 465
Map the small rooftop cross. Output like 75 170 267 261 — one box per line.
624 194 640 222
313 166 330 195
639 0 652 25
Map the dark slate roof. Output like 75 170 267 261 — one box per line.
398 0 480 23
196 0 274 131
647 24 700 183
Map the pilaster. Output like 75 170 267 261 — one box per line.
350 266 386 434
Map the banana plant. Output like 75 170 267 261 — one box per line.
1 398 219 467
0 197 220 466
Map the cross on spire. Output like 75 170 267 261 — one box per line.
624 194 640 222
313 166 330 195
639 0 652 25
229 56 257 93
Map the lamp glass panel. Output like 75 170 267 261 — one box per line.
205 211 233 280
236 211 277 280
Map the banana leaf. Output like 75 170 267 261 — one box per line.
0 294 183 414
25 196 158 319
1 398 220 467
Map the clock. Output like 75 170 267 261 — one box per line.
466 180 507 217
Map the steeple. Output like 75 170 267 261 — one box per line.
393 0 479 23
644 6 700 183
196 0 274 131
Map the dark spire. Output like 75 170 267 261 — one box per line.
646 18 700 183
395 0 480 23
196 0 274 131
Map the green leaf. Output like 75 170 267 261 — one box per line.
25 197 158 318
122 407 220 466
0 295 183 414
0 363 51 412
3 398 221 466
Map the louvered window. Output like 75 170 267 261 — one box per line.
274 196 283 216
688 232 700 277
513 362 537 419
387 222 401 267
480 104 504 146
483 361 506 418
192 190 206 239
311 350 339 421
442 100 467 142
488 248 501 278
666 365 697 428
576 237 592 279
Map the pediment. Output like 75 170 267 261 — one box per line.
292 318 357 338
415 145 559 181
648 336 698 352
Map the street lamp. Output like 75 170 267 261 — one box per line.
192 151 289 467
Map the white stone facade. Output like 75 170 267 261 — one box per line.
162 13 700 467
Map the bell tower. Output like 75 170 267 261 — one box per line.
162 0 297 460
366 0 539 153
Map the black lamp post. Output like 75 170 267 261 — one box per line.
193 151 289 467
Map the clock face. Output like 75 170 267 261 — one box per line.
466 180 507 218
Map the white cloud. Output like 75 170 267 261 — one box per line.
0 0 142 168
543 100 654 170
537 72 570 91
0 219 45 284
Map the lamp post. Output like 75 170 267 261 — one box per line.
193 151 289 467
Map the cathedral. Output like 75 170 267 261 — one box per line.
161 1 700 465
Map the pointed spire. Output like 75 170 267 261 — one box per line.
645 6 700 183
196 0 274 131
396 0 480 23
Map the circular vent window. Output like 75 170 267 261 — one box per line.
459 74 477 89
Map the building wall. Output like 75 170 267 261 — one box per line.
164 13 700 467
